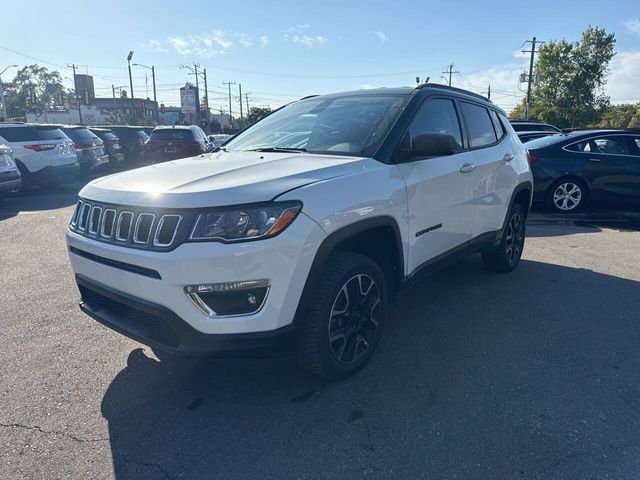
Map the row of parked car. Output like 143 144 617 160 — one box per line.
0 122 235 199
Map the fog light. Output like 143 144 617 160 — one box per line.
185 280 270 317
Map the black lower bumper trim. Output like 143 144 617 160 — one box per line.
75 274 295 357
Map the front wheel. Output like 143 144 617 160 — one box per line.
296 252 387 380
482 203 526 273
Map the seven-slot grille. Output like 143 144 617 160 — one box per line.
70 199 183 250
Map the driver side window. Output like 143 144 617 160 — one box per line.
401 98 463 151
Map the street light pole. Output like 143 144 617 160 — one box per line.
127 51 136 124
67 64 83 125
133 63 157 121
0 64 18 122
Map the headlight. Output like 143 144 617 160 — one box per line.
190 201 302 242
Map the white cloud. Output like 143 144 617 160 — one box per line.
235 33 253 47
144 40 168 52
374 31 388 44
454 66 526 112
623 18 640 37
260 35 271 47
283 25 328 47
167 31 233 56
607 50 640 103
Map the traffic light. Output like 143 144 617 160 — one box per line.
160 103 165 113
84 90 90 105
57 93 64 106
30 91 37 105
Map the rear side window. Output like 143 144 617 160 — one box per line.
151 129 194 141
489 110 505 140
405 98 463 150
136 130 150 141
568 136 632 155
460 102 497 148
0 127 37 142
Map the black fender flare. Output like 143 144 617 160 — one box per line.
292 215 405 325
495 181 533 246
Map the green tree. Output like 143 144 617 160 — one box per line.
4 64 72 120
246 106 272 126
510 26 616 128
596 103 640 129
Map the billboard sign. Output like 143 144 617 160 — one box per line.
180 84 200 114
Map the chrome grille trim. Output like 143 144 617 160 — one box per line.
88 206 102 235
133 213 156 245
100 209 117 239
115 211 134 242
153 215 182 247
77 203 91 231
69 200 185 251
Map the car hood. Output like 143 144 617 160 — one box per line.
80 150 373 208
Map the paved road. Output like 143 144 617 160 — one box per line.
1 186 640 479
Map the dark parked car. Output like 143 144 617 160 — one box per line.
59 126 109 174
0 144 21 199
89 128 125 166
511 121 562 144
100 126 149 164
527 130 640 212
144 125 213 162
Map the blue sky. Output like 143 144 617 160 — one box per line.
2 0 640 113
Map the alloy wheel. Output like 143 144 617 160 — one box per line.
553 182 582 211
328 274 381 365
505 212 524 265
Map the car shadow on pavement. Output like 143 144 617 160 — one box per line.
0 183 84 221
100 256 640 479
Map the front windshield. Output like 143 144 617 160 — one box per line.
225 94 407 156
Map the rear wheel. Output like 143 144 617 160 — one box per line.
482 203 526 273
296 252 387 380
546 178 587 213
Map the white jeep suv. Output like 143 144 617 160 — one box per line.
67 85 533 379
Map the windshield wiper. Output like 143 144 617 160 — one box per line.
245 147 307 153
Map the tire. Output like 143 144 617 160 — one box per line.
545 178 587 213
9 162 30 196
482 203 526 273
296 252 388 380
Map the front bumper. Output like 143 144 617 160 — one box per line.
67 212 324 339
77 274 296 356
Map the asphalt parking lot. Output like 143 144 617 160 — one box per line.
1 185 640 480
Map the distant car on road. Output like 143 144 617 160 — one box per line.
526 129 640 212
100 126 149 165
144 125 213 162
89 128 125 166
0 144 21 199
208 134 233 148
59 126 109 174
0 123 78 193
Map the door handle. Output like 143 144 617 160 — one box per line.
588 158 601 162
503 153 515 162
459 163 476 174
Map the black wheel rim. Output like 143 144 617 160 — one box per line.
328 274 381 365
505 212 524 265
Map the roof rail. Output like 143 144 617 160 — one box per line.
415 83 491 103
299 95 319 101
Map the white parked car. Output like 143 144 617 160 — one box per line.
0 124 78 192
208 133 232 148
0 144 21 198
66 85 533 379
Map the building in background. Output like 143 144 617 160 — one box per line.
27 97 158 125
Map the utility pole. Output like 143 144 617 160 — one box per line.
238 83 244 129
522 37 543 120
487 84 491 100
126 51 136 124
244 92 250 117
223 81 236 129
67 64 83 125
441 63 459 87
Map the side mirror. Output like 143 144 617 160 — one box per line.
411 133 460 159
